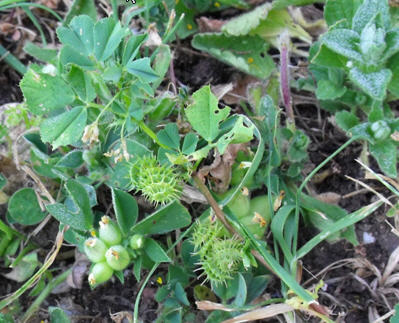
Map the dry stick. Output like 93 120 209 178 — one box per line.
193 174 274 273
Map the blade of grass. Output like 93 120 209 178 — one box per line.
0 44 27 75
295 200 382 261
270 205 295 262
21 7 47 45
1 3 62 21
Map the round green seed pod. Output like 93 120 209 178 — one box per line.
248 195 272 224
88 262 113 287
99 216 122 246
106 245 130 271
84 237 107 263
130 234 145 250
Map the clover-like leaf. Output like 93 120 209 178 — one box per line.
20 69 75 115
370 140 397 177
185 86 230 143
40 106 87 149
126 58 159 83
94 17 128 61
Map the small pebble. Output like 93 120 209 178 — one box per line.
363 232 376 244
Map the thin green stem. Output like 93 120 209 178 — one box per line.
137 120 169 149
291 136 358 274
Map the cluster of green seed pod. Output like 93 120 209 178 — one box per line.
84 216 145 287
129 156 182 205
192 217 244 284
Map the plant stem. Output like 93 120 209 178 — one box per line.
21 268 72 322
291 136 358 273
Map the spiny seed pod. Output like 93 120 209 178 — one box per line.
99 216 122 246
199 238 243 284
191 218 224 256
129 156 182 205
88 262 113 287
84 237 107 263
105 245 130 271
130 234 145 250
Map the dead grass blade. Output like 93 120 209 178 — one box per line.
221 303 294 323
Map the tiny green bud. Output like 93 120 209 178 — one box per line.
130 234 145 250
99 216 122 246
106 245 130 271
371 120 391 141
84 238 107 263
88 262 113 287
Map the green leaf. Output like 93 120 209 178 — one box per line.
126 58 159 83
94 17 128 61
174 282 190 306
4 252 39 282
222 3 272 36
382 28 399 61
0 174 7 190
49 307 71 323
247 9 312 44
233 273 247 307
144 238 171 263
66 65 96 103
352 0 390 34
310 42 347 68
131 201 191 235
321 29 363 62
157 123 180 150
272 0 323 9
370 140 397 177
111 188 138 236
244 274 270 303
324 0 362 28
56 150 84 168
335 111 360 132
216 116 254 154
64 0 96 25
65 179 93 226
349 67 392 100
23 42 57 63
8 188 45 225
388 53 399 97
316 79 347 100
152 44 172 89
60 45 95 69
390 303 399 323
133 256 142 281
122 34 147 66
40 106 87 149
20 69 75 115
57 15 94 56
46 203 90 231
192 33 275 79
181 133 198 155
185 85 230 142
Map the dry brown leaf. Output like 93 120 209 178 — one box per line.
197 17 226 33
221 303 294 323
314 192 341 205
197 144 248 193
196 301 236 312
